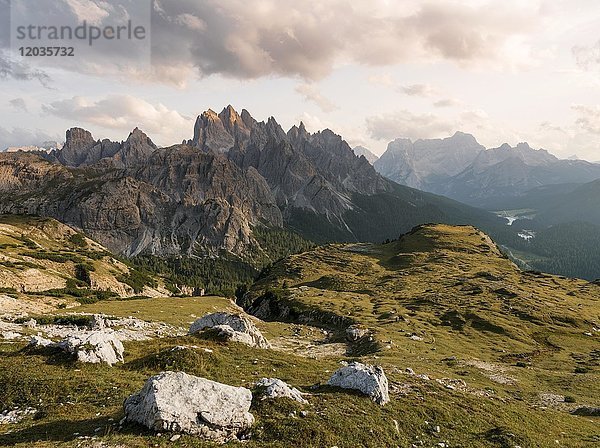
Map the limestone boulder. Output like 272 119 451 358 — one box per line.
255 378 308 404
327 362 389 405
124 371 254 442
58 331 124 366
189 312 270 348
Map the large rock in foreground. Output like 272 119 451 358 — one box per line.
189 312 270 348
327 362 389 405
124 371 254 442
58 331 124 366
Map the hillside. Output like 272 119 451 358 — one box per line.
1 224 598 447
0 215 171 311
241 224 600 445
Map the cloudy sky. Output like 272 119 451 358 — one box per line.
2 0 600 160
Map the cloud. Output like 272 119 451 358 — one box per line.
433 98 462 108
572 41 600 71
0 50 51 86
295 84 338 112
9 98 28 112
0 127 60 150
400 83 438 97
155 0 537 80
0 0 542 84
366 110 455 141
572 104 600 134
174 13 206 31
42 94 193 145
62 0 112 25
365 106 512 145
367 73 396 87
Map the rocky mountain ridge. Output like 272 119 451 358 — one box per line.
0 106 502 259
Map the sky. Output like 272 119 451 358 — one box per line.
2 0 600 161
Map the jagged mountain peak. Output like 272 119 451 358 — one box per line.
126 127 155 145
352 145 379 164
65 127 95 147
218 105 247 134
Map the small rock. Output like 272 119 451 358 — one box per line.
28 335 55 348
169 434 181 442
327 361 389 405
24 319 37 329
2 331 21 340
58 331 124 366
0 407 37 424
189 312 270 348
300 411 308 418
89 314 107 330
345 325 368 341
256 378 307 404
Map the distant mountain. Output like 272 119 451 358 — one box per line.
0 106 502 262
375 134 600 209
5 141 62 154
374 131 484 190
443 143 600 207
352 145 379 164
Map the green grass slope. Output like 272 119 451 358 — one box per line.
0 224 598 447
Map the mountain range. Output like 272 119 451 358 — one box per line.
374 132 600 208
0 106 502 263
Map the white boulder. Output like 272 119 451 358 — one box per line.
189 312 270 348
327 362 389 405
124 371 254 442
89 314 108 330
28 335 55 348
58 331 124 366
256 378 308 404
2 331 21 340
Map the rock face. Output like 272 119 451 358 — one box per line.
0 141 281 258
124 371 254 442
189 312 270 348
255 378 308 404
327 362 389 405
55 127 155 168
374 132 484 190
58 331 124 366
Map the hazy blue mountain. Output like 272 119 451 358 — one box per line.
374 132 484 190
